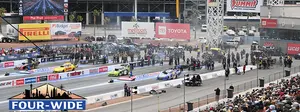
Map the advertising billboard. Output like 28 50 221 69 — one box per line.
121 22 155 38
155 23 190 40
226 0 263 12
208 0 218 7
261 19 277 28
50 23 82 39
6 24 19 37
22 0 65 20
287 43 300 55
19 24 51 41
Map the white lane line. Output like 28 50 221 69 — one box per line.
0 100 8 104
84 95 153 112
68 82 111 91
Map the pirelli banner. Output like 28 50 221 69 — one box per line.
18 24 51 41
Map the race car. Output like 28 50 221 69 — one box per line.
14 61 40 70
53 62 77 73
108 64 130 77
157 69 182 80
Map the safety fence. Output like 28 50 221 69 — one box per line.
159 65 300 112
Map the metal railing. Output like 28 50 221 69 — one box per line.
159 65 300 112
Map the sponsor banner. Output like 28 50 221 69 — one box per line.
48 74 59 81
29 67 55 74
155 23 190 40
264 42 274 47
135 72 160 81
37 76 48 82
19 0 23 15
261 19 277 28
287 43 300 55
208 0 218 6
18 24 51 41
24 77 37 84
121 22 155 38
89 68 99 74
58 73 68 79
68 71 84 77
16 79 24 86
0 52 40 62
99 66 108 73
0 80 13 88
83 69 90 75
6 24 19 37
23 16 64 21
227 0 263 12
4 61 14 68
50 23 82 39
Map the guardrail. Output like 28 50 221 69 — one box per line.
0 60 158 89
0 55 70 69
85 65 257 104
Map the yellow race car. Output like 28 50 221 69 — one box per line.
53 62 77 73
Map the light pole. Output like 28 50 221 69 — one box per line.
131 92 133 112
193 27 196 39
257 62 259 87
183 74 187 111
157 95 160 112
130 86 137 112
234 14 238 31
224 73 226 98
134 0 137 21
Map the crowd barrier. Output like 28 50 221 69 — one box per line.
0 59 160 89
0 55 70 69
86 65 257 104
0 52 40 62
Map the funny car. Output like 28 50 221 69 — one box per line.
157 69 182 80
108 64 130 77
53 62 77 73
14 61 40 70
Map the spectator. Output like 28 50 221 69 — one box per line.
215 88 220 102
124 83 128 97
202 75 300 112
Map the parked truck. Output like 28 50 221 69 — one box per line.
0 33 16 43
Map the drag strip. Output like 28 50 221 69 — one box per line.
0 62 111 81
0 63 225 112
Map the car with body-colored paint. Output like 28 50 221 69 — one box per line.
108 64 130 77
53 62 77 73
14 60 40 70
157 69 182 80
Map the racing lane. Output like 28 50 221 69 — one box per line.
89 61 300 112
0 63 178 101
0 62 225 111
0 61 108 81
0 46 252 111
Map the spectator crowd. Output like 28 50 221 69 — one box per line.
202 75 300 112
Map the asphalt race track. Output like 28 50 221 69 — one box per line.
0 61 225 111
88 61 300 112
0 45 253 111
0 61 105 81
